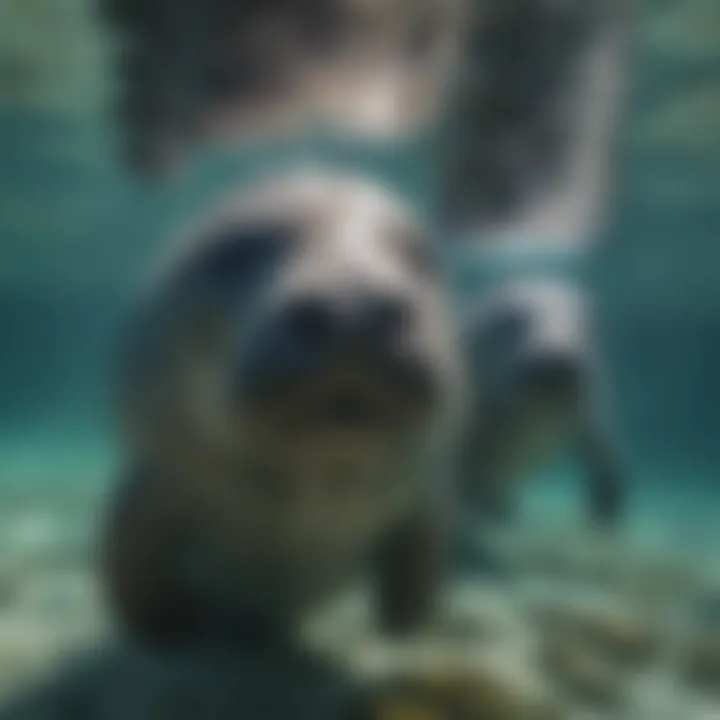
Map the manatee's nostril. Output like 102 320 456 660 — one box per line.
283 296 338 345
234 298 336 406
238 289 423 415
282 292 412 350
355 293 412 344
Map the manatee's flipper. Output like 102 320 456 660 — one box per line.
374 504 447 635
576 419 625 528
99 465 202 650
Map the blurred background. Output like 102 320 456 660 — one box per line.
1 0 718 511
0 0 719 712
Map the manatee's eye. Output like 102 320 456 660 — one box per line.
192 223 295 295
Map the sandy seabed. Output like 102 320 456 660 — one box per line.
0 473 719 720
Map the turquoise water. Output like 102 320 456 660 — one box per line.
1 5 720 715
1 103 719 528
1 123 718 581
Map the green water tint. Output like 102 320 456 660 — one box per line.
1 100 719 484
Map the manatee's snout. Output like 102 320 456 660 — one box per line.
235 287 437 430
520 351 586 401
276 290 412 359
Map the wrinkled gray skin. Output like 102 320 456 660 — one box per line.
456 278 625 568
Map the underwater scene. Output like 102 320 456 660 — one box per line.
1 1 719 718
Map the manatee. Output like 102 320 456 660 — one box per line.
456 277 625 540
99 168 464 652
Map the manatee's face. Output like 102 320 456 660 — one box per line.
165 175 460 477
468 281 592 416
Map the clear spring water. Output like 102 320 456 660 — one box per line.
0 5 719 713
